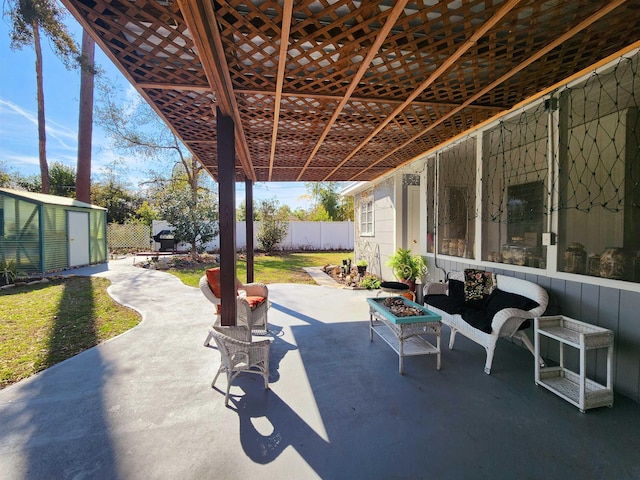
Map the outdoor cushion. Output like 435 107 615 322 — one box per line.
205 267 247 313
447 279 465 303
425 294 466 315
463 269 496 302
461 288 540 334
485 289 539 331
206 268 223 297
462 308 493 333
485 289 539 316
245 295 266 310
380 281 410 291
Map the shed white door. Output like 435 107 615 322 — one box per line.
68 211 90 267
407 185 421 255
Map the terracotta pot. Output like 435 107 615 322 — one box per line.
400 278 415 292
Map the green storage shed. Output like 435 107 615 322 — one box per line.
0 188 107 274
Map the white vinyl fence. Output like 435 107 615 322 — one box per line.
152 220 354 251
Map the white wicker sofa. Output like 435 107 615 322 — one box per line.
425 270 549 374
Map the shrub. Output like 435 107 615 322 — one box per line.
256 198 289 252
360 274 381 290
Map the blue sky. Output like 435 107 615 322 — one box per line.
0 13 310 209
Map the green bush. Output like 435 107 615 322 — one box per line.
360 274 381 290
257 198 289 252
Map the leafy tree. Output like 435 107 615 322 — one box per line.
5 0 79 193
14 173 41 192
96 81 211 247
49 162 76 197
236 200 258 221
310 204 331 221
129 201 159 226
303 182 353 221
277 204 294 220
91 181 140 224
0 162 12 188
256 198 289 252
90 159 142 223
158 172 218 259
337 194 354 221
96 81 203 191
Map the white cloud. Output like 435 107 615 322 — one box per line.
0 97 77 151
4 154 41 168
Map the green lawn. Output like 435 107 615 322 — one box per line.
168 251 351 287
0 277 140 389
0 251 349 389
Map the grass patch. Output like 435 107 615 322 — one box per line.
168 251 351 287
0 251 348 389
0 277 141 389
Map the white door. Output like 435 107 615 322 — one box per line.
68 211 90 267
407 185 421 255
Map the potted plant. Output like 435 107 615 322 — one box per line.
386 248 427 291
356 259 368 276
342 256 352 275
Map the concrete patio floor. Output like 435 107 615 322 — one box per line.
1 258 639 479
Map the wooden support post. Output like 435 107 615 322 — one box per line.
217 108 237 326
245 177 254 283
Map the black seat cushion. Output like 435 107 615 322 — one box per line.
462 289 540 334
426 294 466 315
380 281 410 291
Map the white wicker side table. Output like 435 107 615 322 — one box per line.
534 315 614 413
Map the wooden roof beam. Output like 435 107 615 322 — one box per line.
268 0 294 181
323 0 523 181
137 83 212 92
295 0 410 181
236 89 507 111
353 0 631 180
177 0 255 181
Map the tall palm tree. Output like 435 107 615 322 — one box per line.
5 0 79 194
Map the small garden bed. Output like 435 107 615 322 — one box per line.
322 263 382 290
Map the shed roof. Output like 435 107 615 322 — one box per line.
0 188 107 210
60 0 640 183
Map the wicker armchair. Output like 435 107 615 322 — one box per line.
200 268 269 345
209 326 271 406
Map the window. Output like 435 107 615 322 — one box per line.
481 105 548 267
360 199 374 236
558 74 640 281
426 157 436 253
437 138 476 257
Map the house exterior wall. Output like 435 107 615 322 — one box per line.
354 178 396 279
352 50 640 402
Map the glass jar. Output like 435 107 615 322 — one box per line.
564 242 586 274
441 238 449 255
600 247 626 279
457 239 466 257
587 254 601 277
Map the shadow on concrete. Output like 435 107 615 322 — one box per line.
0 276 119 478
